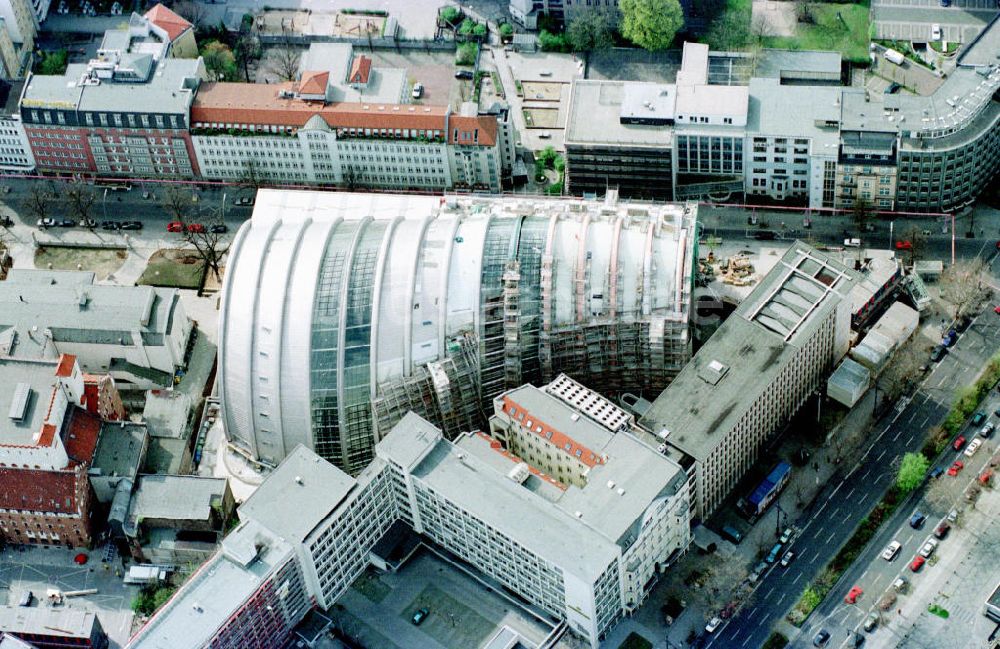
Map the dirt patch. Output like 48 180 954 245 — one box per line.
523 108 560 129
139 249 205 290
333 12 386 38
34 245 127 281
521 81 563 101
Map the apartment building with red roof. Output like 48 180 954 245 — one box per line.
0 355 102 547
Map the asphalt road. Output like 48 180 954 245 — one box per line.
705 274 1000 649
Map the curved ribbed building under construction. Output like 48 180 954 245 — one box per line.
218 189 697 473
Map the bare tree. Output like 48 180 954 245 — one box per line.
878 342 926 403
239 159 266 191
25 183 55 222
267 44 301 81
341 164 359 190
161 186 197 222
173 0 207 29
852 198 874 237
925 473 953 511
234 34 261 83
183 217 230 282
64 180 96 226
900 225 927 266
691 553 749 615
940 258 989 320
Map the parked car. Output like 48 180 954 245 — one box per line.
864 612 879 632
934 521 951 539
929 466 944 479
411 608 429 625
942 328 958 347
78 218 96 228
892 576 909 592
210 224 228 234
930 345 947 362
186 223 205 233
965 438 984 457
412 82 424 98
167 221 184 233
844 238 862 247
120 221 143 231
947 509 959 523
57 218 75 228
881 540 902 561
910 555 926 571
972 412 987 426
910 512 926 529
918 537 939 558
947 460 964 476
705 617 722 633
233 197 254 206
980 422 995 438
780 527 794 544
813 630 831 647
36 217 56 228
781 551 796 567
953 435 967 451
17 590 32 607
895 240 912 250
844 586 863 604
884 82 901 94
455 70 474 80
765 543 783 564
932 23 942 40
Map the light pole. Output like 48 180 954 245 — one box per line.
221 192 227 223
102 187 107 221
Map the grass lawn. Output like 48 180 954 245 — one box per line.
617 632 653 649
34 244 127 280
764 2 871 63
138 248 205 289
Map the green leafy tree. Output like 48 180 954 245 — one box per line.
499 23 514 38
440 6 461 26
37 49 69 75
705 8 751 51
473 22 487 38
567 9 614 56
896 452 930 493
456 42 477 66
201 40 237 81
620 0 683 52
539 29 571 52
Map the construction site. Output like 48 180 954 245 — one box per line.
218 189 699 474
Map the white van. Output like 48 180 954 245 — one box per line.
884 49 906 65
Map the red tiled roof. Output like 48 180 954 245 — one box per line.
0 466 81 515
191 83 497 146
447 114 498 147
348 55 372 84
501 396 606 468
298 71 329 96
61 407 101 467
54 354 76 378
144 3 194 42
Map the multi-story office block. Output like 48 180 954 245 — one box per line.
0 0 36 78
218 189 697 472
642 242 859 518
190 43 507 192
0 80 33 171
133 375 691 649
20 21 203 177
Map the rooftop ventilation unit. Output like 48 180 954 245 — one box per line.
8 383 31 422
507 462 530 484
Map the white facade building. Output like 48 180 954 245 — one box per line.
134 387 691 649
642 242 859 518
0 270 192 388
0 96 33 171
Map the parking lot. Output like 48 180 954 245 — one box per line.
328 549 567 649
0 544 138 648
872 0 997 42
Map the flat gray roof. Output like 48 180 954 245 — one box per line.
753 49 843 80
91 420 148 481
128 474 227 523
239 444 356 543
747 77 841 148
0 357 58 447
142 391 191 440
399 425 619 580
565 80 673 147
0 270 181 359
0 605 99 637
641 242 858 461
128 520 295 649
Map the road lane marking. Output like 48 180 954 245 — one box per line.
811 549 822 563
764 586 775 599
845 487 856 500
741 634 752 648
893 428 903 441
777 593 786 606
843 510 851 524
859 491 870 505
793 573 802 586
830 508 841 520
830 482 843 498
873 573 883 587
920 416 929 428
877 449 887 461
